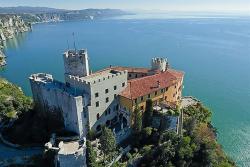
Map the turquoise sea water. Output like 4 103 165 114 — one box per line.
0 15 250 166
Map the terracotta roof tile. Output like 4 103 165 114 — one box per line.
119 69 184 100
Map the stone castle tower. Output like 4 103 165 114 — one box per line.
63 49 90 77
151 57 168 72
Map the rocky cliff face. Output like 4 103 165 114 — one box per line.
0 15 30 66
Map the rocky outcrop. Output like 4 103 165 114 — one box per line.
0 15 31 66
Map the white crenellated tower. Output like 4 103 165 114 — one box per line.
151 57 169 72
63 49 90 78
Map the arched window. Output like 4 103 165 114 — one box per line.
97 113 100 120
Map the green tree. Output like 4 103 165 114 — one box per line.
100 127 117 162
133 107 142 133
143 99 153 127
86 140 99 167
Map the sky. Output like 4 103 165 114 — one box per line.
0 0 250 12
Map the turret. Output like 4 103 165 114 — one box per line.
63 49 90 78
151 57 168 72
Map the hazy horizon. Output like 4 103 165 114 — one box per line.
0 0 250 13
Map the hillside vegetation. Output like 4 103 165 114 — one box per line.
0 78 32 120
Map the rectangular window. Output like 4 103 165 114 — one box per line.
122 82 125 87
155 91 158 96
134 99 137 104
105 89 109 94
141 96 144 101
166 87 169 91
96 101 99 107
129 74 132 77
165 96 167 100
106 97 109 103
95 93 99 98
114 85 117 90
161 89 164 93
148 94 151 98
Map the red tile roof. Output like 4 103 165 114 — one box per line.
119 69 184 100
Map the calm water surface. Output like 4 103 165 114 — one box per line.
0 16 250 166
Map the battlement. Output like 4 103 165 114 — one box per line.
29 73 53 83
151 57 168 72
30 73 84 97
152 57 167 64
67 70 127 85
64 49 87 58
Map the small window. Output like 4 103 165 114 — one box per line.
95 93 99 98
148 94 151 98
108 108 111 114
141 96 144 101
129 74 132 77
134 99 137 104
96 101 99 107
106 97 109 103
166 87 169 91
116 104 119 110
135 74 138 78
105 89 109 94
114 85 117 90
140 106 144 110
155 91 158 96
122 82 125 87
165 96 167 100
105 110 108 116
97 113 100 120
161 89 164 93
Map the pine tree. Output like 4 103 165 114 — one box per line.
86 140 98 167
100 127 117 162
133 107 142 133
143 99 153 127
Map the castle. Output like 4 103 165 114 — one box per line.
29 49 184 139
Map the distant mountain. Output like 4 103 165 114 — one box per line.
0 6 132 23
0 6 67 14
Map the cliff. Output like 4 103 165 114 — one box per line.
0 15 31 66
0 7 132 23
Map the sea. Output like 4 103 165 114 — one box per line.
0 13 250 166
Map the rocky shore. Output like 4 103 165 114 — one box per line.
0 15 31 66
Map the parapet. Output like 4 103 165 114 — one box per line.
64 49 87 58
151 57 168 72
29 73 53 83
67 70 127 85
152 57 167 64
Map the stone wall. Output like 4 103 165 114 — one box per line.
29 73 88 138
